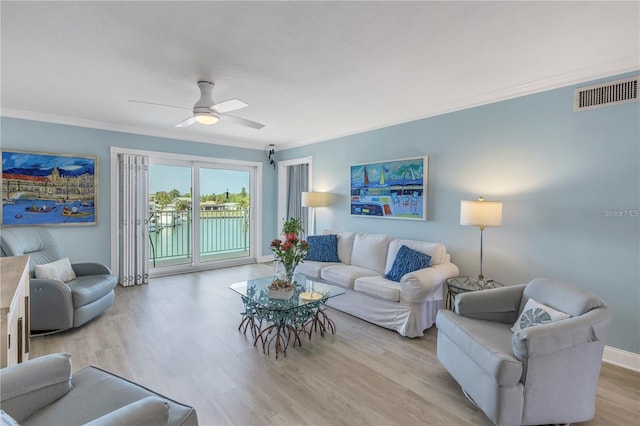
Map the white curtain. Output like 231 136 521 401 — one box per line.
117 154 149 286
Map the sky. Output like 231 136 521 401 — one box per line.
2 151 95 176
149 165 249 195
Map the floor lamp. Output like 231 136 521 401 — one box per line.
460 197 502 285
301 192 328 236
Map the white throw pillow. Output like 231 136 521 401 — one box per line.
1 409 20 426
511 298 570 332
35 257 77 282
350 233 392 274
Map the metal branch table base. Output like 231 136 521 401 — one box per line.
230 275 345 358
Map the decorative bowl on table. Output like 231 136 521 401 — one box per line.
299 291 323 302
268 278 295 300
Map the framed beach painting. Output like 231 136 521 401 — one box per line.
2 149 97 226
350 156 428 221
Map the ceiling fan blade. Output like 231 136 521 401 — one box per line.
211 99 248 113
129 99 191 111
175 116 197 127
221 114 265 129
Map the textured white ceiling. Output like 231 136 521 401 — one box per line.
1 1 638 151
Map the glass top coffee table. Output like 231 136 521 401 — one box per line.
229 274 345 358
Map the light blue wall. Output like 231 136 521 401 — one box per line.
2 71 638 354
0 118 278 263
280 72 640 354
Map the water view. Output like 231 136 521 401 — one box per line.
3 199 95 225
149 209 250 268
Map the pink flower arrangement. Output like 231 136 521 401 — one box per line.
270 234 310 282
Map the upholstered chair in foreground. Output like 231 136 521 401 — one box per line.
0 227 117 333
0 353 198 425
436 278 612 426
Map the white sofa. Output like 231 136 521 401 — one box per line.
297 230 459 337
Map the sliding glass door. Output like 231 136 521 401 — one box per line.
197 166 250 262
148 162 193 268
148 158 254 274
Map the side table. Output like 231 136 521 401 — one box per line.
445 276 503 310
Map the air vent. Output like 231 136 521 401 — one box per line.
574 76 638 111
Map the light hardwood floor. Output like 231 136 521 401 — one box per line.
30 264 639 426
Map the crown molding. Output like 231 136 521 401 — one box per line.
0 108 265 151
2 60 638 153
280 60 640 150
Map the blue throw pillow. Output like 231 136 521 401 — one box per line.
384 245 432 282
306 234 340 262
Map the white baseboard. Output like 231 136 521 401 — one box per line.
257 255 274 264
602 346 640 372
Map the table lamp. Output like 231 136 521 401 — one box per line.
301 191 329 236
460 197 502 284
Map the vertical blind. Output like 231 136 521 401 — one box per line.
118 153 149 286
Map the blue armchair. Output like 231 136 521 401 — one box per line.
0 227 116 333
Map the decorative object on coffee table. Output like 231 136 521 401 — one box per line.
268 278 295 300
269 218 310 284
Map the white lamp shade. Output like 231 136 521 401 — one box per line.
301 192 328 208
460 199 502 227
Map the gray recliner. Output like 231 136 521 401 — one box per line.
436 278 612 426
0 227 117 333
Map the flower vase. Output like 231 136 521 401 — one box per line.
273 260 285 280
284 263 296 284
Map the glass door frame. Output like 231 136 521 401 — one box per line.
110 147 263 278
193 161 254 266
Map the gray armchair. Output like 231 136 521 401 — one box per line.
436 278 612 426
0 227 117 332
0 353 198 425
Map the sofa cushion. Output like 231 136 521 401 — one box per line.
34 257 77 283
306 234 340 262
296 260 340 279
68 274 117 306
386 239 446 270
0 353 73 423
323 230 356 264
511 298 570 332
1 409 19 426
384 245 431 282
84 396 169 426
354 276 401 302
436 311 523 387
350 233 391 274
22 366 197 426
320 264 380 289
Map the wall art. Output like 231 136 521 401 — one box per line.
350 156 427 220
2 149 97 226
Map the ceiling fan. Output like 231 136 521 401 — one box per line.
129 81 264 129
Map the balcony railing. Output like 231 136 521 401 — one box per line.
149 208 250 267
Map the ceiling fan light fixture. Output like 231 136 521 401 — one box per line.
194 111 219 125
